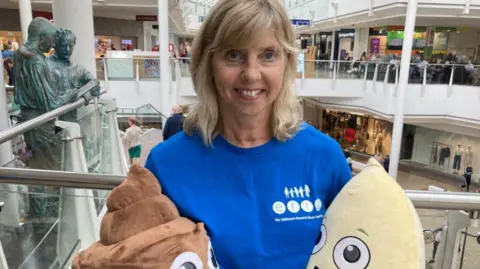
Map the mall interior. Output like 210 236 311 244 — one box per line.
0 0 480 268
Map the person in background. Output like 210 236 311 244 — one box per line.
344 150 352 171
162 104 184 141
3 58 14 86
145 0 351 267
383 155 390 173
2 42 14 59
123 117 144 166
461 163 473 192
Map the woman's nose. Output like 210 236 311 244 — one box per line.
242 61 261 82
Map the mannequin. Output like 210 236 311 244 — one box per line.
453 144 464 174
463 145 473 168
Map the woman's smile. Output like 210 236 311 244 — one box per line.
234 88 266 100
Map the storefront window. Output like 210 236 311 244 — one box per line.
406 126 479 175
321 110 393 157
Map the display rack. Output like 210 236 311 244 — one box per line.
430 142 452 171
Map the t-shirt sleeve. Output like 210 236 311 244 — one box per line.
325 143 352 209
145 151 158 179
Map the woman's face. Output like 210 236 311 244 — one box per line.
212 29 285 119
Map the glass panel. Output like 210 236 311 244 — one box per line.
106 58 134 80
0 184 106 269
137 58 161 80
376 63 389 82
95 58 106 80
179 58 191 77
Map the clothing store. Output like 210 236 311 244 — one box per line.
408 126 478 175
320 109 393 157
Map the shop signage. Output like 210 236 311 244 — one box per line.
291 19 312 26
136 15 158 21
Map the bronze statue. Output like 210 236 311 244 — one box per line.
13 17 75 172
47 28 100 122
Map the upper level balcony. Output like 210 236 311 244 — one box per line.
97 55 480 137
294 0 480 34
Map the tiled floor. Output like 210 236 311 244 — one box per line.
128 129 480 268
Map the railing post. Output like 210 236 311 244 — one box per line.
363 63 369 91
384 64 390 91
103 60 108 92
54 121 99 265
373 63 379 91
332 62 337 90
105 100 128 175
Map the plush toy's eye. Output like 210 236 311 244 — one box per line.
312 224 327 254
208 242 219 269
333 237 370 269
169 252 203 269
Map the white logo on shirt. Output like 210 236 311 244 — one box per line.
273 185 323 222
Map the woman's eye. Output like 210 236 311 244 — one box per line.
312 224 327 254
333 237 370 269
263 51 276 61
226 50 242 61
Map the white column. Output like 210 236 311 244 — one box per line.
353 29 360 60
52 0 97 77
18 0 33 42
388 0 418 179
330 30 336 69
159 0 171 118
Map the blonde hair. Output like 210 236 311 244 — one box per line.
184 0 302 146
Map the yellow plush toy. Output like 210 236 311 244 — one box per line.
307 158 425 269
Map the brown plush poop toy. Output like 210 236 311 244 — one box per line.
72 165 220 269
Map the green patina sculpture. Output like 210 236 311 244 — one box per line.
13 18 99 218
13 17 73 172
13 17 98 171
47 28 100 122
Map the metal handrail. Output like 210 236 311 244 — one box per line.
0 167 479 211
0 81 103 144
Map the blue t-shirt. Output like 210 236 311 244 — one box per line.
145 123 351 268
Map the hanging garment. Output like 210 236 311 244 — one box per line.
344 128 356 143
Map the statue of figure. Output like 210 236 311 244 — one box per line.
13 17 78 172
47 28 100 122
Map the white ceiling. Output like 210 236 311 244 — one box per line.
1 0 190 34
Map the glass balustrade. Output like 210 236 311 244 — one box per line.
0 92 127 269
102 57 177 81
0 184 107 269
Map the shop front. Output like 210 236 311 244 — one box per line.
321 109 393 157
407 126 480 175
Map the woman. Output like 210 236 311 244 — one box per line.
145 0 351 268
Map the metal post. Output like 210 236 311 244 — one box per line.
388 0 418 179
433 210 470 269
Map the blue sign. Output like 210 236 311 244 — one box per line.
199 16 205 22
291 19 312 26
